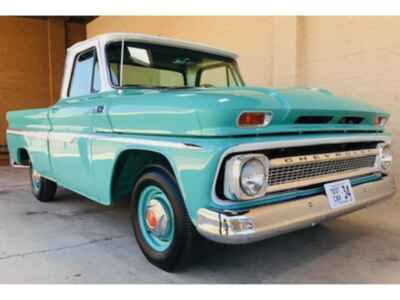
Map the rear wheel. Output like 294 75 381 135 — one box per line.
29 165 57 202
130 167 197 272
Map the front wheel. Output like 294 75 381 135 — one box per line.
29 166 57 202
130 167 197 272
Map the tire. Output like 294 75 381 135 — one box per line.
130 167 197 272
29 165 57 202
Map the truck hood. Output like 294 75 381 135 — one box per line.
106 87 388 137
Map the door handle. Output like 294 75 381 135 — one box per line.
93 105 105 114
50 107 59 113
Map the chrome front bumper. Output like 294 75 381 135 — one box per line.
196 176 396 244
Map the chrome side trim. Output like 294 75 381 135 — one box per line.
6 129 202 150
6 129 47 140
6 129 23 135
95 134 202 150
199 175 396 244
212 134 390 206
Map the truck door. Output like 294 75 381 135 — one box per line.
48 46 102 200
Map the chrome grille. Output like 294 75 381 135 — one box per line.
266 148 379 192
269 155 376 185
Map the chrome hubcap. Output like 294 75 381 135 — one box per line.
138 185 174 252
145 199 169 239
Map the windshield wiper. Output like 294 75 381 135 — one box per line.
122 84 162 89
162 86 197 90
122 84 195 90
121 84 205 90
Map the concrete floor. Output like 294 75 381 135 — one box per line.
0 166 399 283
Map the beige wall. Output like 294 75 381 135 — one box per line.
88 16 400 176
301 17 400 177
87 16 274 86
0 17 50 145
0 17 86 145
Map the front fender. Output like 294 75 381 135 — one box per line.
90 133 227 222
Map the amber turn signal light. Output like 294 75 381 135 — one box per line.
237 112 271 127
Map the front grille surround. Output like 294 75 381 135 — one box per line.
218 143 382 200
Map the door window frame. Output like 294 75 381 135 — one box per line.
67 47 101 98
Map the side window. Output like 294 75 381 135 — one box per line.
121 64 184 87
200 66 227 87
68 48 101 97
199 65 238 88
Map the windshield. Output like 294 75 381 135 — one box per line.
106 41 244 89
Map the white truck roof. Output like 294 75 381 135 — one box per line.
68 32 238 59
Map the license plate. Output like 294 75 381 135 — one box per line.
324 179 356 209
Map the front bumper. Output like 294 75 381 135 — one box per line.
196 175 396 244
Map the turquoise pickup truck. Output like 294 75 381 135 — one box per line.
6 33 396 271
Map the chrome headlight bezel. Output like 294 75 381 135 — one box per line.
224 154 269 200
377 142 392 174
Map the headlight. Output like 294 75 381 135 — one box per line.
374 116 388 127
224 154 269 200
240 159 266 196
377 142 392 173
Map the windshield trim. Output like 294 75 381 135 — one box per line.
104 40 245 90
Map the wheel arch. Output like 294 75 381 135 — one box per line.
16 148 30 166
110 148 184 204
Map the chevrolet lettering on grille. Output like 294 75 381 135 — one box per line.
267 148 379 193
273 149 378 166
